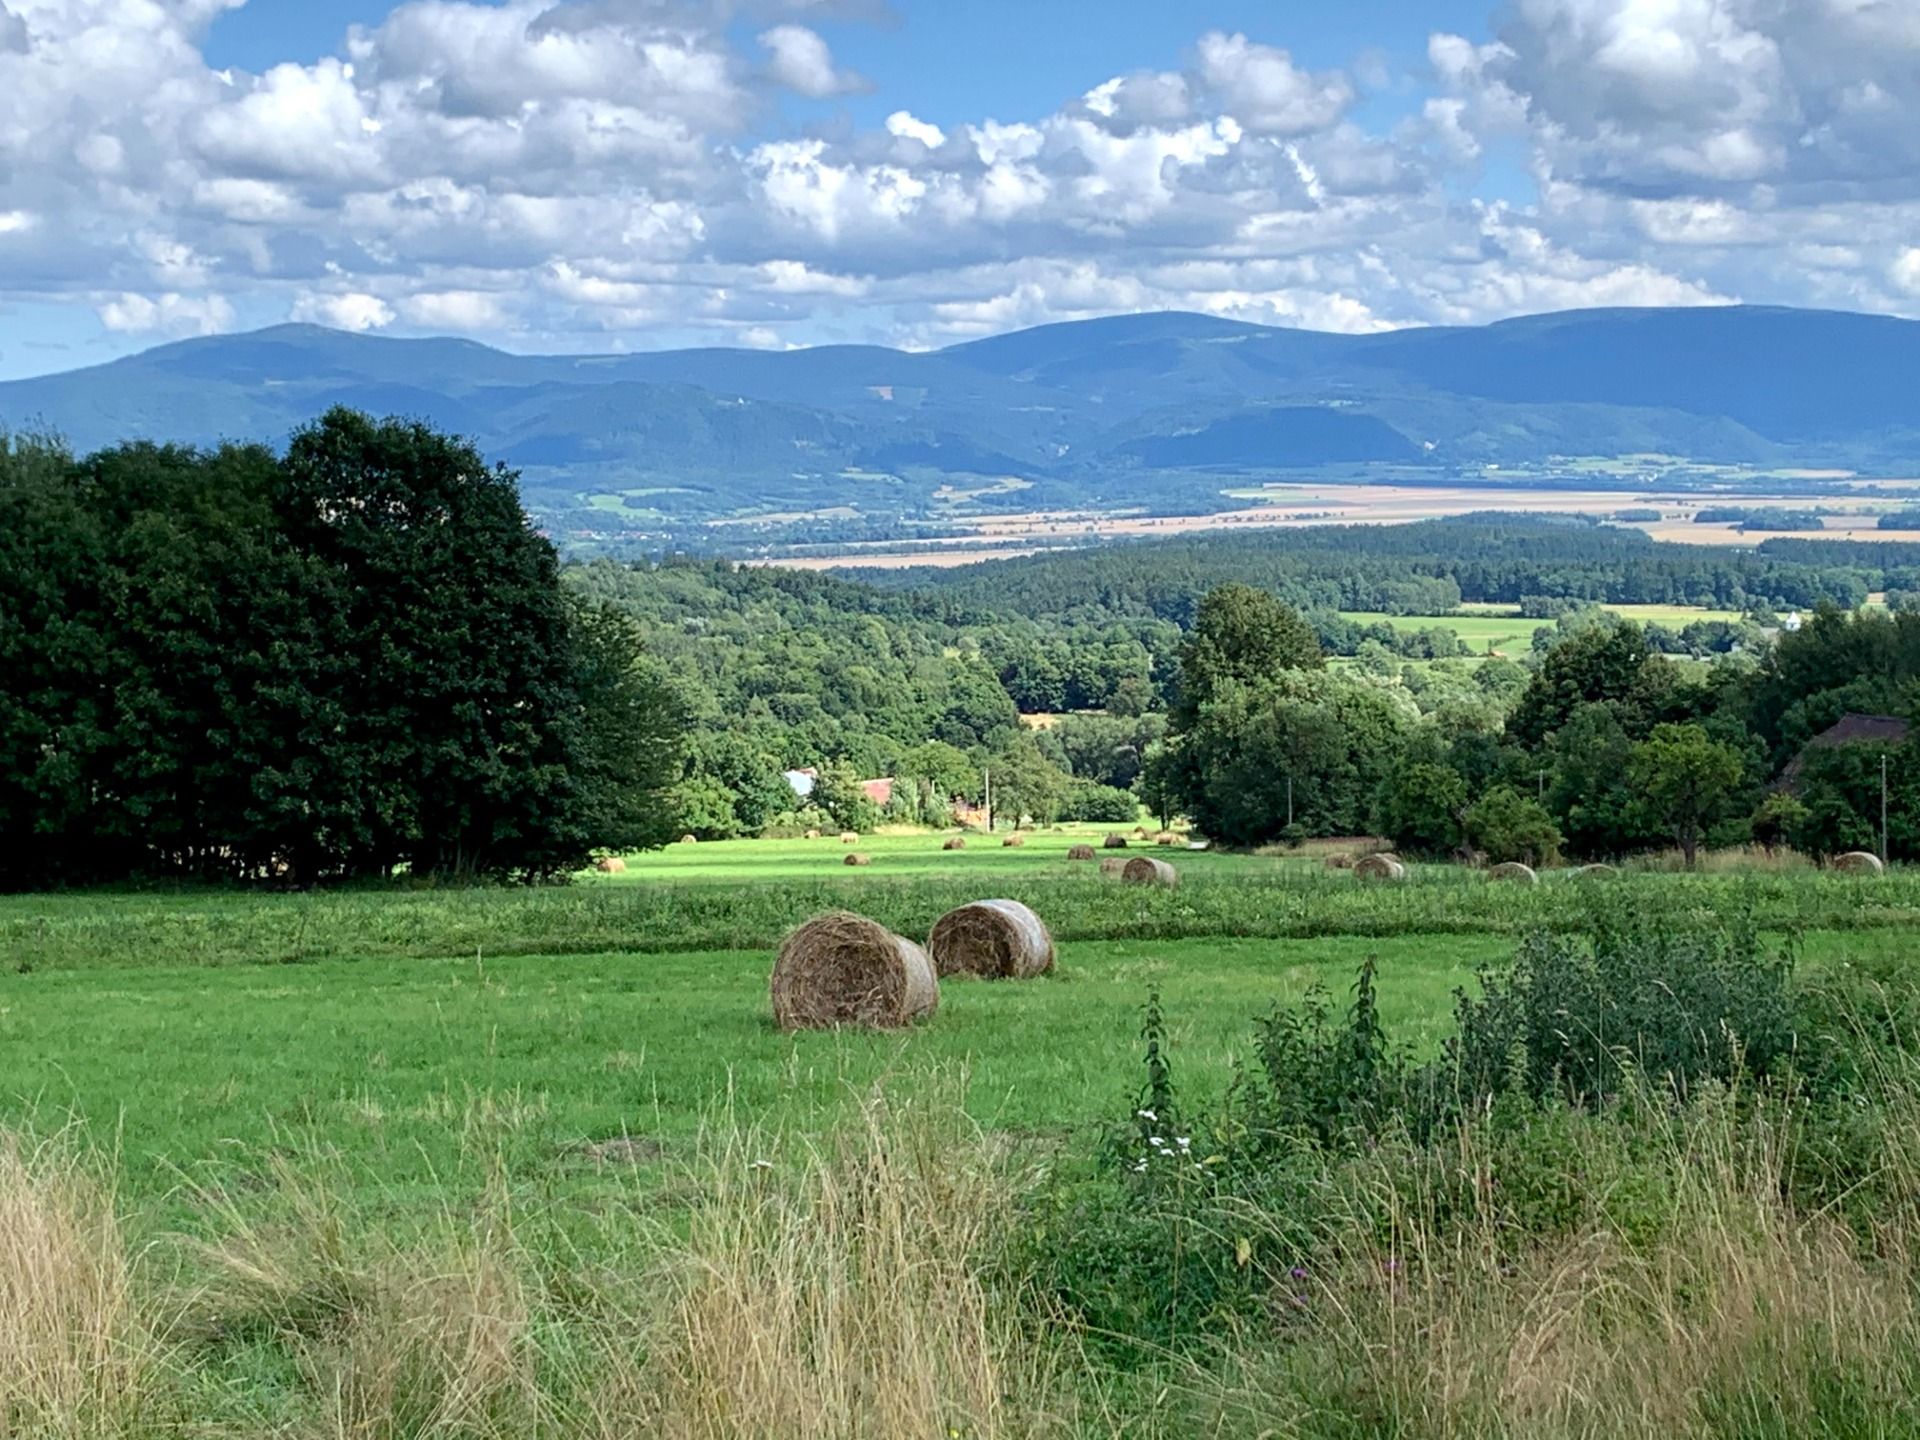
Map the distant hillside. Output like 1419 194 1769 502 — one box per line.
6 305 1920 530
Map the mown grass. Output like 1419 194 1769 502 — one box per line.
2 852 1911 971
2 847 1916 1435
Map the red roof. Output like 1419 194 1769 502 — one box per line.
861 777 894 807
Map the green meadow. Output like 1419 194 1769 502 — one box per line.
2 838 1916 1436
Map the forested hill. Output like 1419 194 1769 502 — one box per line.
851 517 1907 623
9 305 1920 530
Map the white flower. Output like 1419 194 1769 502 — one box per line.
750 1159 773 1170
1136 1109 1157 1122
1176 1136 1191 1150
1149 1136 1168 1148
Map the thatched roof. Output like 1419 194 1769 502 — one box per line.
1781 713 1910 790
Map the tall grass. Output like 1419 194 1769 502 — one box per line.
0 1135 168 1439
1191 1081 1920 1437
12 1060 1920 1436
631 1093 1076 1439
3 867 1913 970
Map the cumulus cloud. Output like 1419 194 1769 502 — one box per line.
3 0 1920 360
292 291 396 331
97 291 235 335
758 24 864 97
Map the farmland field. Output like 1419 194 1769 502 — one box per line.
1 839 1916 1435
1338 602 1743 655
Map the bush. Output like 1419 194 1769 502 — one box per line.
1057 783 1141 824
1463 785 1562 865
1440 901 1797 1112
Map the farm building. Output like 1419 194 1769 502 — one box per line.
1780 713 1910 791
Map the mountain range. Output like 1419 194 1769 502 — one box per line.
5 305 1920 528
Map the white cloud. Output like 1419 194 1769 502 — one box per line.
1892 248 1920 298
292 291 395 331
97 291 235 335
2 0 1919 362
758 24 863 98
1194 32 1351 136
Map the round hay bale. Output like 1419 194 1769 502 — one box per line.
1133 826 1152 839
1067 843 1096 861
679 833 698 845
1569 863 1617 879
844 852 872 867
804 828 821 840
1122 856 1178 887
1324 853 1354 871
1488 861 1538 885
1154 831 1179 847
593 856 626 874
1834 851 1885 875
770 912 938 1031
1002 832 1026 848
928 899 1055 979
839 831 859 844
942 836 967 851
1099 856 1128 875
1352 854 1406 882
1103 833 1129 850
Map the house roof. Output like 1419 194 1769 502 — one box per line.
1780 713 1909 790
861 777 894 807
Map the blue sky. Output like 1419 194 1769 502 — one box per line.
2 0 1917 379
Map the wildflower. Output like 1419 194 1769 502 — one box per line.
1149 1136 1168 1148
1136 1109 1157 1122
1290 1265 1308 1280
1175 1136 1191 1150
750 1159 773 1171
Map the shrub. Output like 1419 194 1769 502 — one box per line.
1463 785 1562 866
1439 900 1796 1113
1057 783 1140 824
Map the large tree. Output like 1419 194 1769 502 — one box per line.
1627 723 1746 870
1174 584 1323 722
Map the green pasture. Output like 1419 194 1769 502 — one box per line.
1339 603 1742 656
0 918 1906 1220
0 833 1911 1226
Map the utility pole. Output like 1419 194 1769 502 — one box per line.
1885 753 1892 866
1538 770 1547 801
1287 775 1294 829
984 766 992 832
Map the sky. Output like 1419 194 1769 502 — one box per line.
2 0 1919 378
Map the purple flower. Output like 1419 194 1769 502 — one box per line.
1290 1266 1308 1280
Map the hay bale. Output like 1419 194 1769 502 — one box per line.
1569 863 1616 879
1103 833 1129 850
1488 861 1538 885
1834 851 1885 875
1002 832 1026 848
942 837 967 851
769 912 937 1031
1133 826 1152 839
804 828 821 840
839 831 859 844
679 833 698 845
1067 844 1096 861
928 899 1055 979
1122 856 1178 887
1352 854 1406 882
593 856 626 874
1099 856 1127 875
1324 853 1354 871
844 852 872 867
1155 831 1179 846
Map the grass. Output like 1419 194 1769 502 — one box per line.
2 843 1917 1434
1340 604 1744 656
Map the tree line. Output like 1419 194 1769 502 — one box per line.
1151 584 1917 866
0 411 679 888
